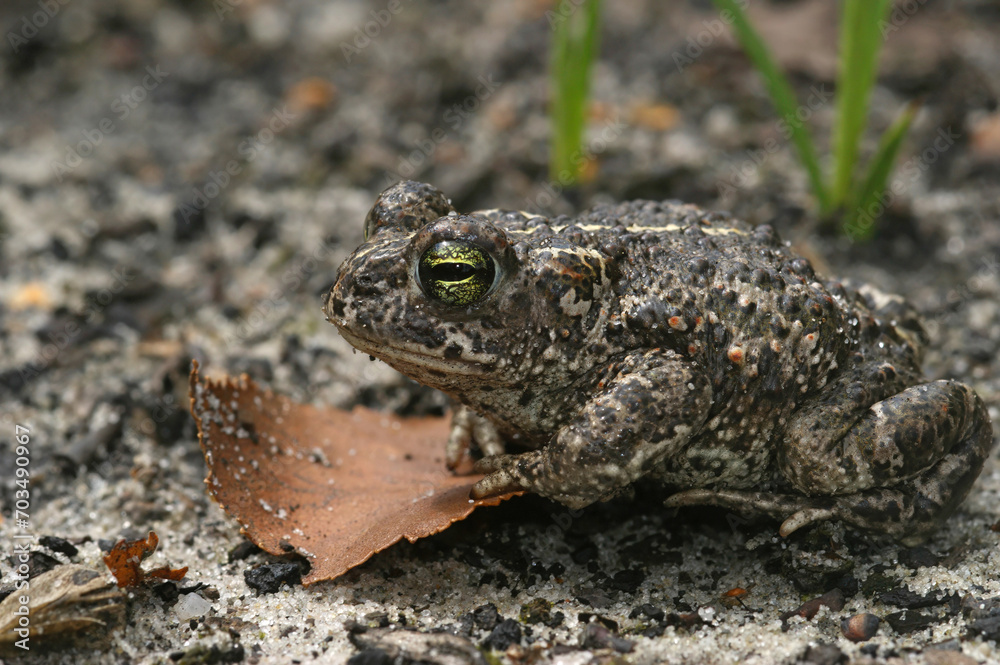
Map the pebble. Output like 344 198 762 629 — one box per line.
173 592 212 621
629 602 665 622
244 562 302 594
965 613 1000 641
151 581 180 605
897 546 939 569
884 609 938 634
39 535 79 558
922 649 979 665
580 622 634 654
879 586 949 609
840 612 879 642
482 618 521 651
471 602 502 631
797 643 845 665
519 598 552 625
780 588 845 630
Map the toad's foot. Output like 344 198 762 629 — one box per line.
471 450 637 508
471 453 533 498
663 488 835 538
445 405 505 470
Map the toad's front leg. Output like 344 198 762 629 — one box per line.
471 349 712 508
445 405 505 470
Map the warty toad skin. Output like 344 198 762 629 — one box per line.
325 181 995 544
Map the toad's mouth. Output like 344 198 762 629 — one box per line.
333 323 497 378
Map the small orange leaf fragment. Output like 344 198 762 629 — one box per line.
188 362 519 586
721 584 753 608
146 566 189 582
630 102 681 132
10 282 54 311
285 77 337 112
103 531 188 588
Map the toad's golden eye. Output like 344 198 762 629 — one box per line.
417 240 497 306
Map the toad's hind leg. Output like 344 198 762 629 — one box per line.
668 379 993 544
802 380 993 544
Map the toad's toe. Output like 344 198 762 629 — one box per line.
471 468 526 499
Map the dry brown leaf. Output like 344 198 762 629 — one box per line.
103 531 188 588
188 362 518 585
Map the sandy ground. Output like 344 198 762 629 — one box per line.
1 1 998 663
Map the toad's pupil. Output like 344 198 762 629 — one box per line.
431 262 476 282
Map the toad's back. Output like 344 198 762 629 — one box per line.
478 199 928 487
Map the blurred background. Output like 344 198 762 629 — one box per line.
2 0 998 413
0 1 998 662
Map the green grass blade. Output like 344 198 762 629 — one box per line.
843 100 918 241
831 0 893 207
710 0 830 211
549 0 602 185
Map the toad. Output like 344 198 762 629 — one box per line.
325 181 994 544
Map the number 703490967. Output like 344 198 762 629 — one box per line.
13 424 31 528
